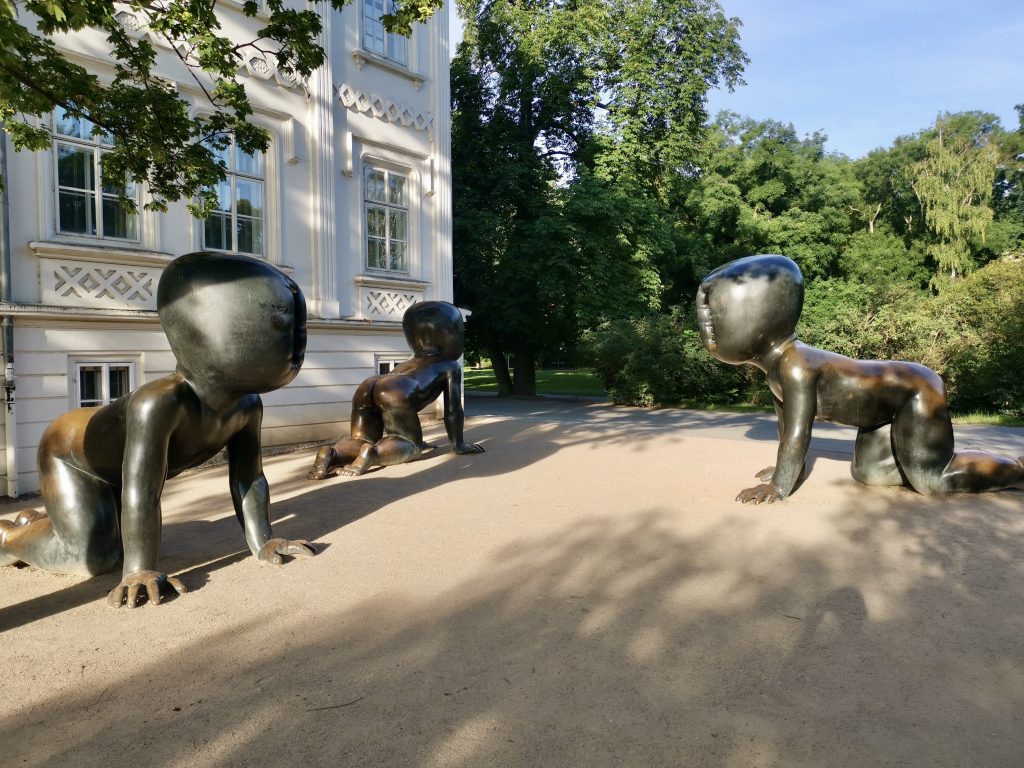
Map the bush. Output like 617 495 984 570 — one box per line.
801 259 1024 418
582 308 748 407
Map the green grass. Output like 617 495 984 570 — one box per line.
951 411 1024 427
464 368 1024 427
464 367 606 397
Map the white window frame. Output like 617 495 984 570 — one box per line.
361 0 409 66
374 354 408 375
52 107 140 243
71 359 137 408
364 164 411 274
201 139 267 258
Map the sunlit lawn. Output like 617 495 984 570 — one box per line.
463 367 606 397
463 367 1024 426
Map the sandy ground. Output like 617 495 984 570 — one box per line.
2 395 1024 768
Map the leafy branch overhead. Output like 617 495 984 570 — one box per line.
0 0 441 212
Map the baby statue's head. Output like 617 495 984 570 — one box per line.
696 254 803 365
402 301 464 360
157 252 307 396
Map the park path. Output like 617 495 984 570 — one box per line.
1 396 1023 767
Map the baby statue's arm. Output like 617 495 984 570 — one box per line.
444 366 484 455
108 390 187 608
227 402 316 564
737 373 815 504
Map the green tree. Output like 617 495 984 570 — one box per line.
909 114 998 284
452 0 745 395
0 0 439 210
673 114 860 287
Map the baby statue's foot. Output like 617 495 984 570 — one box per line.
339 462 370 477
307 447 335 481
1 509 45 543
14 509 46 526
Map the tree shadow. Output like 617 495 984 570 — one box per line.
0 412 582 627
2 482 1023 766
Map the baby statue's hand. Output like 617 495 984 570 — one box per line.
107 570 186 608
754 466 775 482
257 538 317 565
736 483 783 505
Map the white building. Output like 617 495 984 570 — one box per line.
0 0 454 496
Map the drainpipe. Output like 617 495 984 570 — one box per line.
0 129 18 498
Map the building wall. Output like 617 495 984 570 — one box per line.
0 1 453 495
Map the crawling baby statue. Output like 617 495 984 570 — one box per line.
0 252 315 606
696 254 1024 503
308 300 484 480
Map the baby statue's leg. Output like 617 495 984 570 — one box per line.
308 437 372 480
892 385 1024 494
0 454 120 575
340 435 422 476
308 379 385 480
851 423 906 487
340 386 425 476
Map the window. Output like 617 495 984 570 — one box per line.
362 0 408 65
364 166 409 273
376 356 406 375
73 361 136 408
54 107 138 240
203 141 265 256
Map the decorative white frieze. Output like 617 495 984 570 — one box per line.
112 4 306 92
337 83 433 137
364 289 421 317
40 258 161 310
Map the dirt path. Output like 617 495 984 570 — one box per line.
2 399 1023 767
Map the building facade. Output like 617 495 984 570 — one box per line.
0 0 453 495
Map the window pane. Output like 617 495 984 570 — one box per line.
389 210 407 241
57 144 94 190
79 366 102 406
235 179 264 218
237 217 264 255
102 196 137 239
366 205 386 238
365 168 387 203
386 33 407 65
389 240 407 271
211 180 232 213
205 212 230 250
59 190 96 235
109 366 131 399
234 147 263 176
367 237 385 269
56 107 91 139
205 140 230 169
100 167 129 196
388 174 407 206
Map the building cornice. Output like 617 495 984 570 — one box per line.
29 240 174 267
0 302 407 333
0 302 159 322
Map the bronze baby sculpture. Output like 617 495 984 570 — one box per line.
696 254 1024 503
0 252 315 607
308 300 484 480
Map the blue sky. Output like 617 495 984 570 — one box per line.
449 0 1023 159
708 0 1024 157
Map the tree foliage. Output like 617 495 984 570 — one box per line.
569 104 1024 413
910 115 998 284
0 0 439 209
452 0 745 395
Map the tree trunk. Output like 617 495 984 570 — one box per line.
512 349 537 396
488 340 513 396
